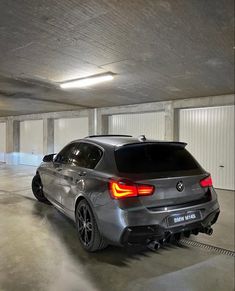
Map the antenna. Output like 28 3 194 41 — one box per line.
138 135 147 142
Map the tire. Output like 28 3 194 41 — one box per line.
32 174 51 204
75 199 107 252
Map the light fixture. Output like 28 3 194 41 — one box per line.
60 73 114 89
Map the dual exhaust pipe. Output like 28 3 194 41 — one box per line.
203 226 213 235
147 226 213 252
147 240 161 251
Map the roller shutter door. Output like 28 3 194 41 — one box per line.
179 105 234 190
19 120 43 166
54 117 89 152
108 112 165 140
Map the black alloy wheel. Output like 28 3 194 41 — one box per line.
76 199 107 252
76 203 93 247
32 174 51 204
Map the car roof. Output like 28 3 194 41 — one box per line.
74 135 187 149
85 135 142 147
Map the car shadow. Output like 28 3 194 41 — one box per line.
31 200 189 267
2 190 225 291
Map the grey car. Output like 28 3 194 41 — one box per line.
32 135 220 252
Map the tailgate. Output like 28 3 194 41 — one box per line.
136 174 210 209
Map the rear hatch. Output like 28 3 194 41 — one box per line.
114 142 211 209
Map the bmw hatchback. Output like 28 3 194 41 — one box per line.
32 135 220 252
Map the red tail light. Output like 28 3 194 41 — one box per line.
200 175 213 188
109 179 154 199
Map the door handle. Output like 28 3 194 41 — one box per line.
78 171 87 177
219 165 224 168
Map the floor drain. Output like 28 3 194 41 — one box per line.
180 239 235 257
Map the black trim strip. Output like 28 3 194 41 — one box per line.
147 192 212 211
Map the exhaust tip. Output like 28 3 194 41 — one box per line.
206 228 213 235
147 240 161 251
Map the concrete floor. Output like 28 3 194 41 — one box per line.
0 164 234 291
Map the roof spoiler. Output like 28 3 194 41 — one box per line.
86 134 133 138
119 141 187 148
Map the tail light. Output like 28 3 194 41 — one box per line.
109 179 154 199
200 175 213 188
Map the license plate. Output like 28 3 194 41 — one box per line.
167 211 201 227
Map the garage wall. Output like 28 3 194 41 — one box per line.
0 94 234 189
108 111 165 140
19 120 44 166
0 122 6 162
179 105 234 190
54 117 89 152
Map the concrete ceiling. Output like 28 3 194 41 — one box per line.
0 0 234 117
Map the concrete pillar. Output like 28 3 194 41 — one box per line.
96 109 109 135
88 109 98 136
43 118 54 155
101 115 109 134
96 110 102 135
164 102 174 141
5 119 20 164
173 108 180 141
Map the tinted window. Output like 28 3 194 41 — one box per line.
115 144 201 174
54 143 77 164
68 143 103 169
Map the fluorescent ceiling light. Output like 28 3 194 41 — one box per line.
60 73 114 89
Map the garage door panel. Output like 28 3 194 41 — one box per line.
54 117 89 153
0 123 6 162
179 106 234 190
19 120 44 166
108 112 165 140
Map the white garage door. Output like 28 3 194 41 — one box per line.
0 122 6 162
179 105 234 190
54 117 89 153
108 111 165 140
19 120 44 166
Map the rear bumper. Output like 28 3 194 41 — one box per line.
98 196 220 245
96 187 220 246
120 208 220 245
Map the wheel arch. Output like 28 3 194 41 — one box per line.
75 195 86 212
75 195 102 232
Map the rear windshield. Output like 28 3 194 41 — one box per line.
115 143 201 174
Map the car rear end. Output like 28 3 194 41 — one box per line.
104 141 220 247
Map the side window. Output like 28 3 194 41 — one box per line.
54 143 77 164
69 143 103 169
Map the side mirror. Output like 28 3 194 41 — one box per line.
43 153 56 162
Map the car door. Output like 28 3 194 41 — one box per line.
59 142 103 214
45 143 78 204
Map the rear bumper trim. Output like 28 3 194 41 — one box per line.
121 208 220 245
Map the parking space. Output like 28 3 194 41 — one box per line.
0 164 234 291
